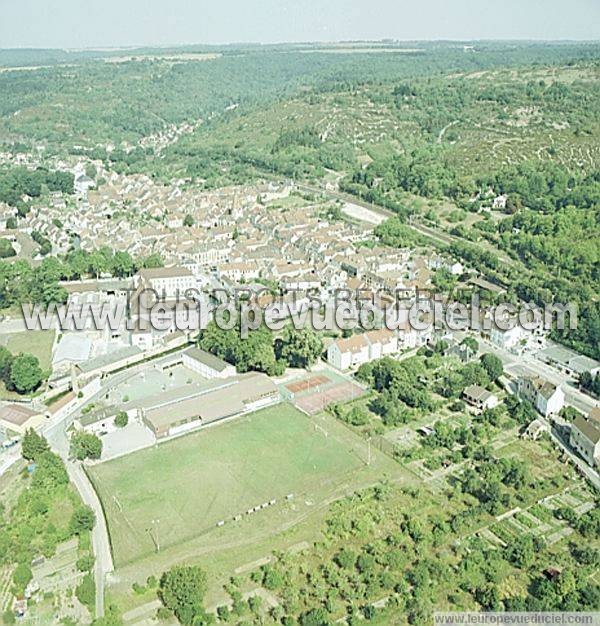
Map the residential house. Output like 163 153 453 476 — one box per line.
463 385 499 411
490 323 526 350
570 408 600 468
517 376 565 417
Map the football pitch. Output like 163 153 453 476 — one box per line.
88 403 384 567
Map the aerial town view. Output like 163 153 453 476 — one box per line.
0 1 598 625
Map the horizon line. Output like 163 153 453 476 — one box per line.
2 37 600 53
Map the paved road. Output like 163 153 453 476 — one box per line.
66 460 113 618
473 336 598 415
40 376 125 619
38 355 185 617
0 447 21 477
0 373 119 617
462 334 600 487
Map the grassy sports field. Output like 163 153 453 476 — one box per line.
89 402 391 567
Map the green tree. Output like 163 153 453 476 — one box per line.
0 240 16 258
21 428 49 462
9 354 44 393
12 563 32 595
31 451 69 491
335 548 357 570
112 251 135 278
76 573 96 612
159 565 208 626
70 505 96 534
299 607 330 626
76 555 95 572
217 605 230 622
114 411 128 428
0 346 14 382
344 406 370 426
140 253 164 269
461 337 479 353
70 431 103 460
88 249 110 278
278 327 323 368
183 214 194 227
480 353 504 382
91 604 123 626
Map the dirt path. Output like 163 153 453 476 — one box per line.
437 120 459 144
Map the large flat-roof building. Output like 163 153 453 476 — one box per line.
538 345 600 378
140 372 279 439
181 347 236 379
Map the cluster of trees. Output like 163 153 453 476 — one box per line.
486 162 600 212
422 416 495 455
0 346 45 394
435 354 503 400
460 456 530 515
273 127 321 153
31 230 53 256
199 323 323 376
344 147 473 202
0 249 163 311
199 473 599 625
0 430 95 593
354 349 502 425
504 394 538 426
472 166 600 359
373 217 426 249
356 356 434 426
0 166 74 208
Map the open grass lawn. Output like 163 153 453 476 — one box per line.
89 403 399 567
2 330 55 370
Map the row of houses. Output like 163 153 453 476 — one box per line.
327 329 399 370
326 319 440 371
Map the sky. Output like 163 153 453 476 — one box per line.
0 0 599 49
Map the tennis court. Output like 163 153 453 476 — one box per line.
294 380 366 415
285 374 331 394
